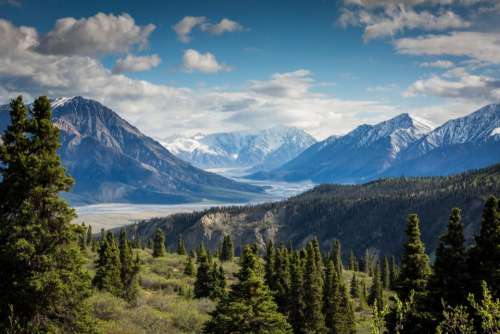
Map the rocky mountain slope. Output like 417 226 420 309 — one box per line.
124 163 500 257
0 97 263 204
163 126 316 172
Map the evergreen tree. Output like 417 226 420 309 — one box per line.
468 196 500 298
0 96 95 333
93 232 123 296
324 259 340 334
273 246 291 315
119 229 140 304
86 225 93 248
210 262 226 299
177 234 186 255
303 242 326 333
332 239 343 276
389 256 399 290
220 234 234 262
264 239 276 289
382 256 391 290
368 263 384 309
203 245 292 334
184 255 195 276
289 251 306 334
350 272 360 299
79 223 87 251
152 228 166 257
335 284 356 334
349 250 358 271
194 250 213 298
428 208 468 322
397 214 431 300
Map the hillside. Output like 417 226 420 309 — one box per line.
0 97 263 204
125 163 500 257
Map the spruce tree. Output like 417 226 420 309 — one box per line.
397 214 431 300
332 239 343 276
273 246 291 315
350 272 360 299
93 232 123 296
177 234 186 255
382 256 391 290
324 259 340 334
264 239 276 288
303 242 327 333
289 251 306 334
0 96 95 333
349 250 358 271
368 263 384 308
389 256 399 290
468 196 500 298
220 234 234 262
152 228 166 257
86 225 93 248
194 250 213 298
428 208 468 318
203 245 292 334
184 255 195 276
119 229 140 303
335 284 356 334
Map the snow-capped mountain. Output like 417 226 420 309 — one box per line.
250 113 435 183
0 96 262 204
162 126 316 172
383 104 500 177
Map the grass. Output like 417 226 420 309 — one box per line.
84 249 389 333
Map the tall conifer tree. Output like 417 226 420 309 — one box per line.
93 232 123 296
303 242 326 333
152 228 166 257
0 96 95 333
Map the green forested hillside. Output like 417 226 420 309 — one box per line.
127 164 500 257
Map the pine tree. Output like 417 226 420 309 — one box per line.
0 96 95 333
152 228 166 257
368 263 384 308
86 225 93 248
220 234 234 262
119 229 140 304
93 232 123 296
382 256 391 290
264 239 276 289
177 234 186 255
324 259 340 333
203 245 292 334
303 242 327 333
468 196 500 298
184 255 195 276
397 214 431 300
428 208 468 321
350 272 360 298
289 251 306 334
194 250 213 298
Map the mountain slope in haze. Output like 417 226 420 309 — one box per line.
383 103 500 177
0 96 263 204
251 113 434 183
163 126 316 172
124 163 500 257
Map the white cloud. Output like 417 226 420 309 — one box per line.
0 19 38 54
172 16 206 43
112 54 161 73
367 83 399 92
201 18 244 35
173 16 244 43
394 31 500 64
404 71 500 100
37 13 155 57
419 60 455 68
182 49 231 73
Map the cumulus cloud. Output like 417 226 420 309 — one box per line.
112 54 161 73
173 16 245 43
201 18 245 35
172 16 206 43
419 60 455 68
404 71 500 100
248 70 314 98
182 49 231 73
394 31 500 64
37 13 155 56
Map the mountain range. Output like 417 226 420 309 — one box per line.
0 96 263 205
162 126 316 173
122 163 500 257
251 104 500 183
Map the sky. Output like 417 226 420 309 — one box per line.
0 0 499 139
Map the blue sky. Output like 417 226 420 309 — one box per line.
0 0 499 138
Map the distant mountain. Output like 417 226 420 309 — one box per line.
122 163 500 257
0 96 263 204
162 126 316 172
251 113 434 183
383 104 500 177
